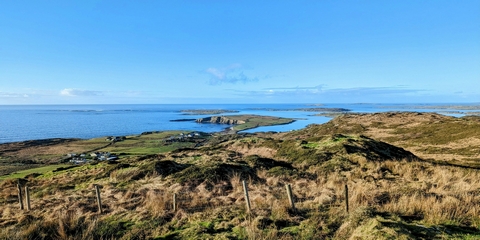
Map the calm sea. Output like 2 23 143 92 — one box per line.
0 103 477 144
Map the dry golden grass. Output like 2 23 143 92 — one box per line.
226 142 277 159
1 157 479 239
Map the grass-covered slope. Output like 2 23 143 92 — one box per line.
0 131 210 178
286 112 480 168
0 112 479 239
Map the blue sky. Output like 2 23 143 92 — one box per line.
1 1 479 104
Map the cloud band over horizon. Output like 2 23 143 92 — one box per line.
60 88 103 97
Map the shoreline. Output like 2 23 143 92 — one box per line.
2 103 480 145
2 110 480 146
2 111 480 177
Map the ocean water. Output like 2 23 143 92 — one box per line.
0 103 478 144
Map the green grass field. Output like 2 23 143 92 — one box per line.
0 164 70 180
102 131 202 155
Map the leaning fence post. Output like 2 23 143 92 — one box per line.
242 180 251 212
17 181 24 210
95 185 103 214
286 184 296 212
345 184 349 213
25 185 31 211
173 193 177 212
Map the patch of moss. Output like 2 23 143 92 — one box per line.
302 142 319 148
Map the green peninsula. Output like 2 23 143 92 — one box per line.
196 114 295 131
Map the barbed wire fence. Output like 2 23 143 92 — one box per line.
9 179 352 218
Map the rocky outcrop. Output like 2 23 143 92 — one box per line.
196 116 246 125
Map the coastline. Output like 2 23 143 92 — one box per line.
1 103 480 145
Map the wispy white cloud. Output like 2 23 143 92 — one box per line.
0 90 53 104
262 85 325 93
60 88 103 97
252 85 423 96
205 64 259 85
0 92 29 98
206 68 225 80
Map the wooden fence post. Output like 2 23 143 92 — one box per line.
242 180 251 212
17 181 24 210
345 184 349 213
173 193 177 212
25 185 31 211
286 184 296 212
95 185 103 214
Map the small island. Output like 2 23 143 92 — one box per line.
246 107 351 112
180 109 240 115
311 112 348 117
196 114 295 132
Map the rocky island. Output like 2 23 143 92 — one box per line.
196 114 295 131
196 116 246 125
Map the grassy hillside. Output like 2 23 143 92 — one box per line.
0 131 210 178
287 112 480 168
0 113 479 239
